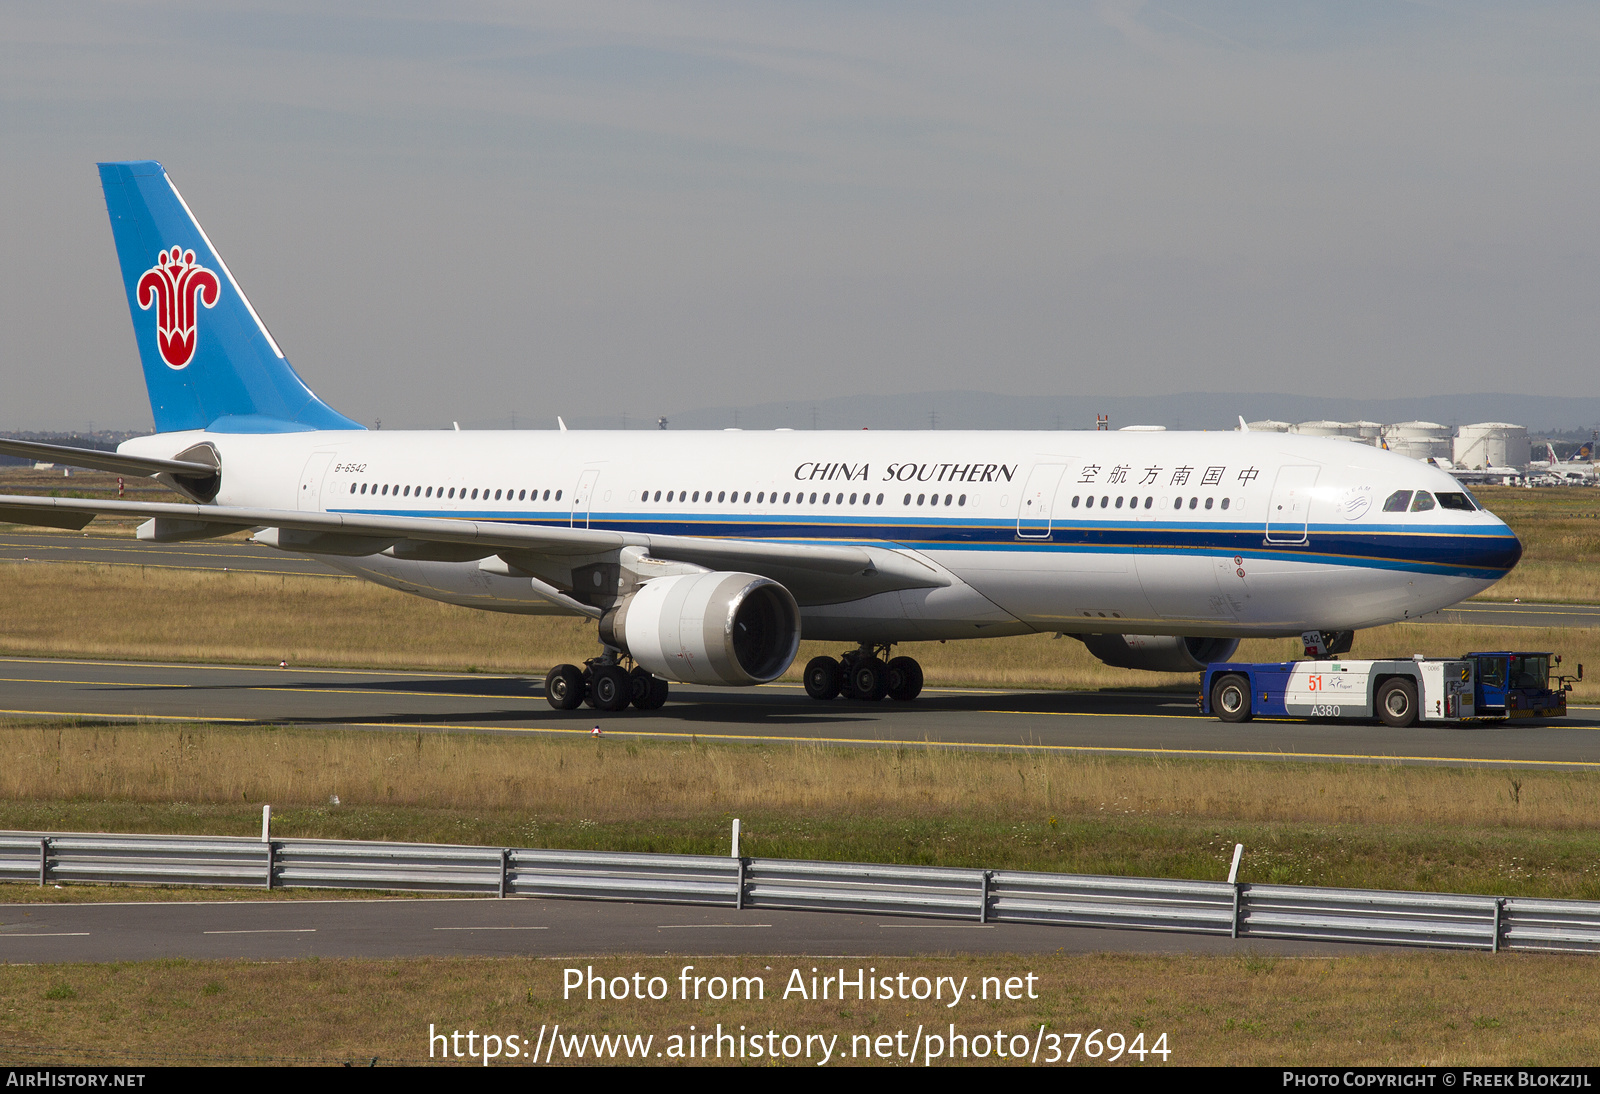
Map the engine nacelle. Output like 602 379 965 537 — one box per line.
599 572 801 686
1079 633 1241 673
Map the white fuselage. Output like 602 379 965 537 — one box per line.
123 427 1521 642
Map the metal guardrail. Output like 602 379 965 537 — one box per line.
4 830 1599 954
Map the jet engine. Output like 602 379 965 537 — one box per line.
599 572 801 686
1078 633 1240 673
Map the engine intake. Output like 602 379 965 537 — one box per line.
599 572 801 686
1079 633 1241 673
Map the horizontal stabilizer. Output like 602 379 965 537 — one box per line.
0 437 217 478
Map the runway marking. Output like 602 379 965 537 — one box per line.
0 675 541 702
334 722 1600 768
879 924 995 930
0 708 253 723
433 926 548 931
657 924 773 929
202 928 316 935
0 932 90 938
2 557 346 579
4 707 1598 766
0 657 492 680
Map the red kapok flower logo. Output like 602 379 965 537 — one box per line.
137 246 221 369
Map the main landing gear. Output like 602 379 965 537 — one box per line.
544 653 668 713
804 645 924 702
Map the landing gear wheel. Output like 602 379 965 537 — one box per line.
886 656 924 701
843 656 889 702
588 665 632 713
803 656 842 700
629 667 669 710
545 664 585 710
1212 674 1252 723
1377 678 1419 728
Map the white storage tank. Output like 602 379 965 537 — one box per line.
1384 421 1453 461
1350 420 1385 446
1245 419 1292 432
1292 420 1361 440
1453 422 1531 470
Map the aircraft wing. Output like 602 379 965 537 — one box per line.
0 493 947 605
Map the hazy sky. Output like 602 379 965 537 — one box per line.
2 2 1596 431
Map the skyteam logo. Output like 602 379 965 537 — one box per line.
137 245 221 369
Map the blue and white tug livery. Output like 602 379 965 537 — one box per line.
0 161 1523 712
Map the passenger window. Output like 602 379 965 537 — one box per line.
1410 491 1436 512
1115 496 1124 509
877 494 885 504
1383 490 1413 512
744 492 752 503
903 494 912 505
555 490 562 500
1143 497 1152 509
1071 496 1080 508
944 494 952 505
917 494 926 505
692 491 700 502
518 489 525 501
1188 497 1198 510
930 494 938 506
1205 497 1213 510
1220 497 1229 510
850 493 858 504
717 491 725 503
958 494 966 506
823 493 831 504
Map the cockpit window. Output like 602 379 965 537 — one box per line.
1436 492 1475 511
1383 490 1412 512
1409 491 1436 512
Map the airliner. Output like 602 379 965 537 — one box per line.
0 161 1523 713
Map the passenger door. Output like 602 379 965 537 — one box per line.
1265 464 1319 544
1015 463 1067 539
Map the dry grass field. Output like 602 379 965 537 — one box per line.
2 951 1597 1067
5 723 1600 897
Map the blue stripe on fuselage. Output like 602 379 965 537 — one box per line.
329 509 1521 580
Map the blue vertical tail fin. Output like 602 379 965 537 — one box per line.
98 160 364 434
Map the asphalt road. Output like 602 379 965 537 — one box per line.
0 896 1404 962
2 656 1597 767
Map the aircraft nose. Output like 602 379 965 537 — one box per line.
1476 519 1522 574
